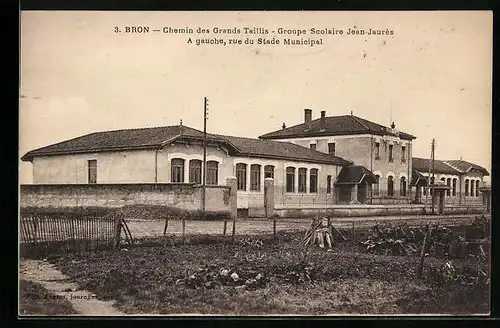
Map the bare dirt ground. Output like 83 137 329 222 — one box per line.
20 259 125 316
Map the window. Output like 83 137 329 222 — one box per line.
171 158 185 182
470 180 474 197
298 168 307 193
423 185 427 196
387 176 394 197
326 175 332 194
388 144 394 162
328 143 336 156
374 142 380 160
88 160 97 184
310 169 318 193
446 178 451 196
452 178 457 196
236 163 247 191
373 175 380 196
476 180 480 197
465 179 469 196
250 164 261 191
309 144 316 151
207 161 218 185
401 146 406 163
400 177 407 197
189 160 202 184
264 165 274 179
286 167 295 193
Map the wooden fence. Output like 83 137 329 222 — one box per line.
20 214 122 258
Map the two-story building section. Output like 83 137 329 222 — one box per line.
259 109 417 204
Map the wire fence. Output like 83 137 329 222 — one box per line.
19 208 489 258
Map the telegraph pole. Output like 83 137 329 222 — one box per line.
430 138 436 214
202 97 208 216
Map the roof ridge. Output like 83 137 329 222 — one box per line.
441 161 464 173
350 115 370 130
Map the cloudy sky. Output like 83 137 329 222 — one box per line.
20 11 492 184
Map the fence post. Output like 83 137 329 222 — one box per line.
163 216 169 236
181 215 186 245
352 221 355 240
273 217 277 239
114 215 122 250
226 177 238 244
264 178 275 218
416 224 430 281
223 219 227 237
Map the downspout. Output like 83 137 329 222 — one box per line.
155 147 160 183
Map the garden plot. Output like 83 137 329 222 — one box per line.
45 218 490 315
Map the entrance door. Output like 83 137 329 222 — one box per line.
357 183 367 204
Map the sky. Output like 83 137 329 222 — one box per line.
19 11 492 184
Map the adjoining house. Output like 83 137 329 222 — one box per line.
21 108 490 215
411 157 489 205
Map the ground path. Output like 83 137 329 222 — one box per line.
20 259 125 316
126 213 488 239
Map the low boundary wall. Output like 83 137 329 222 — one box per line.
273 204 488 218
20 183 233 214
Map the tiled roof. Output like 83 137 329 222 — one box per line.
411 157 489 176
259 115 416 140
212 134 351 165
411 157 459 174
21 125 352 166
335 165 376 185
21 125 206 161
410 168 428 186
444 160 489 176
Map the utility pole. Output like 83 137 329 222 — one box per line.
202 97 208 216
430 138 436 214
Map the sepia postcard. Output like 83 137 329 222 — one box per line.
19 10 492 317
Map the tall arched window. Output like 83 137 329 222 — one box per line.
400 177 407 197
264 165 274 179
236 163 247 191
452 178 457 196
250 164 261 191
298 168 307 193
171 158 185 183
207 161 218 185
446 178 451 196
470 180 475 197
373 175 380 196
476 180 480 197
310 169 318 193
465 179 469 196
189 159 202 184
286 167 295 193
387 176 394 197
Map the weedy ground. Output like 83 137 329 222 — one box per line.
46 225 490 315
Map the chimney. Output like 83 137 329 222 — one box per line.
391 122 395 129
282 122 286 130
304 109 312 125
320 110 326 125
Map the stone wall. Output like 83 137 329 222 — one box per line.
20 183 232 213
